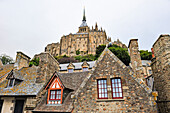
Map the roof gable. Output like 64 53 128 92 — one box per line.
45 72 64 90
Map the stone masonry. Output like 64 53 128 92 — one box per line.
72 48 157 113
128 39 144 79
151 34 170 113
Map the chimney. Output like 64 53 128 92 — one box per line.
128 39 144 79
14 51 31 70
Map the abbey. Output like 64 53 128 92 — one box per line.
45 9 111 56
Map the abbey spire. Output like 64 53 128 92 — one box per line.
83 7 86 21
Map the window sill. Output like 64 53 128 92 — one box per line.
47 104 62 106
96 98 125 102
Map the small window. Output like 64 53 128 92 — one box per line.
83 67 88 72
8 79 14 87
111 78 123 99
97 79 108 99
68 69 73 73
149 70 152 74
50 90 61 100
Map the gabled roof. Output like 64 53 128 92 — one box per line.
45 71 64 90
0 66 44 96
73 47 152 99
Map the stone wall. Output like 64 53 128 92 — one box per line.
45 43 60 56
72 49 157 112
35 52 60 84
151 34 170 113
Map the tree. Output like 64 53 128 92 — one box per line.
95 44 130 66
140 50 152 60
95 45 106 58
29 57 39 67
108 46 130 66
0 54 14 65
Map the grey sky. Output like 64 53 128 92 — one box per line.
0 0 170 59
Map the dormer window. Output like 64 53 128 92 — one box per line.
45 72 64 105
83 67 88 72
68 69 73 73
8 79 15 87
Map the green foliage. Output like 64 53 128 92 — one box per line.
108 46 130 66
95 45 106 58
29 57 39 67
76 49 80 55
74 54 96 62
95 44 130 66
0 54 14 65
140 50 152 60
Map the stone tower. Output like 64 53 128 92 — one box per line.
151 34 170 113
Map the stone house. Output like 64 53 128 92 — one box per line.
151 34 170 113
0 38 159 113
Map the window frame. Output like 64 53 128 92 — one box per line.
7 79 15 88
49 90 61 101
82 67 88 72
97 79 108 99
68 68 73 73
111 78 123 99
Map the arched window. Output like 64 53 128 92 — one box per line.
111 78 123 99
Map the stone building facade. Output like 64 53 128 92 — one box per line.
45 9 110 56
151 34 170 113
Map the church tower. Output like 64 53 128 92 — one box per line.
78 8 90 33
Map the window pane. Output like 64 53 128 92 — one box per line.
120 93 122 97
99 94 101 98
119 88 122 92
113 88 115 92
113 93 116 97
118 79 120 82
115 79 117 83
117 93 119 97
116 88 118 92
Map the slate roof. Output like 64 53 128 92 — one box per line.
60 61 96 71
0 66 44 96
0 64 14 82
33 71 89 112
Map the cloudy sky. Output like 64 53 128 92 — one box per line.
0 0 170 59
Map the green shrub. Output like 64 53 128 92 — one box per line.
29 57 39 67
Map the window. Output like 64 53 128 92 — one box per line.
149 70 152 74
8 79 14 87
83 67 88 72
50 90 61 100
97 79 108 99
111 78 123 99
68 69 73 73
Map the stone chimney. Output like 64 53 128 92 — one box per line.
128 39 144 79
14 51 31 70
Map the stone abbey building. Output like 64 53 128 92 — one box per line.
45 9 111 56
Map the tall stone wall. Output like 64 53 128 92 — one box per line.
72 49 157 112
151 34 170 113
